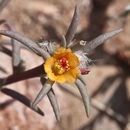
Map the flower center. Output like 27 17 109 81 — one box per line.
54 57 70 75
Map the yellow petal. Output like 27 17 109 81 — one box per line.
54 47 71 59
54 68 81 84
54 47 71 55
65 68 81 83
44 57 55 73
67 53 80 68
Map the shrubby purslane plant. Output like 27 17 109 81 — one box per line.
0 5 123 121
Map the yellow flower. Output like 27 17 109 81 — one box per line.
44 47 81 84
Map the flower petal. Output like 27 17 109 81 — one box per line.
67 53 80 68
54 47 71 54
66 68 81 83
55 68 81 84
44 57 55 73
54 47 71 59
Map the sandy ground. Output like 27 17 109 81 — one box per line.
0 0 130 130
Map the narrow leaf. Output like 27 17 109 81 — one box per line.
65 5 79 45
61 35 67 48
0 30 50 59
47 89 60 121
5 24 22 74
1 88 44 116
78 75 87 85
83 28 123 53
32 78 53 107
75 79 90 117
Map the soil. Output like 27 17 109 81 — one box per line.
0 0 130 130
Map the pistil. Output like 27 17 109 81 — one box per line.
54 57 70 75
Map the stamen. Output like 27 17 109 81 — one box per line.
54 57 70 74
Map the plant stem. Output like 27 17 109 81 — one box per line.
0 64 45 87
